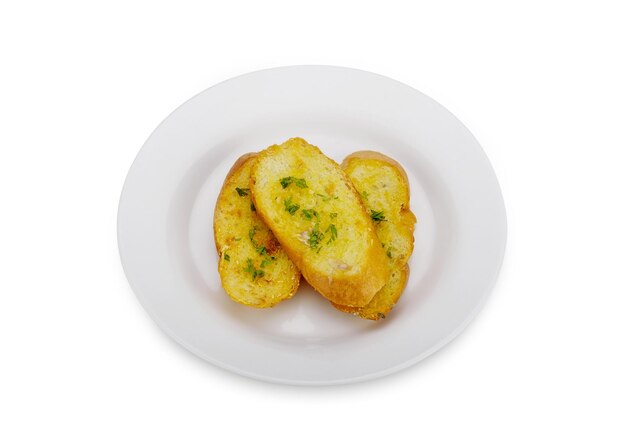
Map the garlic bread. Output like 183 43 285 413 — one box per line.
250 138 390 307
214 153 300 308
333 151 417 319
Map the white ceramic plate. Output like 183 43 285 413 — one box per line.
118 66 506 385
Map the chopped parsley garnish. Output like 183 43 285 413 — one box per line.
316 193 338 201
280 176 308 189
326 224 337 243
250 227 265 252
249 227 272 258
284 197 300 215
248 226 275 266
301 209 319 221
248 227 257 243
378 313 386 319
244 258 265 281
370 210 386 222
360 191 369 200
386 248 393 259
250 202 256 212
329 212 338 220
308 223 325 250
224 253 230 261
236 187 250 197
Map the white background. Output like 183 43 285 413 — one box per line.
1 1 625 435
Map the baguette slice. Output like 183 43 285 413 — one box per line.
250 138 390 307
214 153 300 308
333 151 417 319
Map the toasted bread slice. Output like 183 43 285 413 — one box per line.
332 151 417 319
250 138 390 307
214 153 300 308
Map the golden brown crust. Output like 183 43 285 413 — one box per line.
250 138 390 307
223 152 259 185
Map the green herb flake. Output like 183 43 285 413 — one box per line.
236 187 250 197
249 226 270 256
308 223 325 250
250 202 256 212
370 210 386 222
386 248 392 259
284 197 300 215
260 259 271 268
316 193 338 201
361 191 369 200
329 212 338 220
244 258 265 281
224 253 230 261
301 209 319 221
326 224 337 244
280 176 308 189
244 258 254 272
